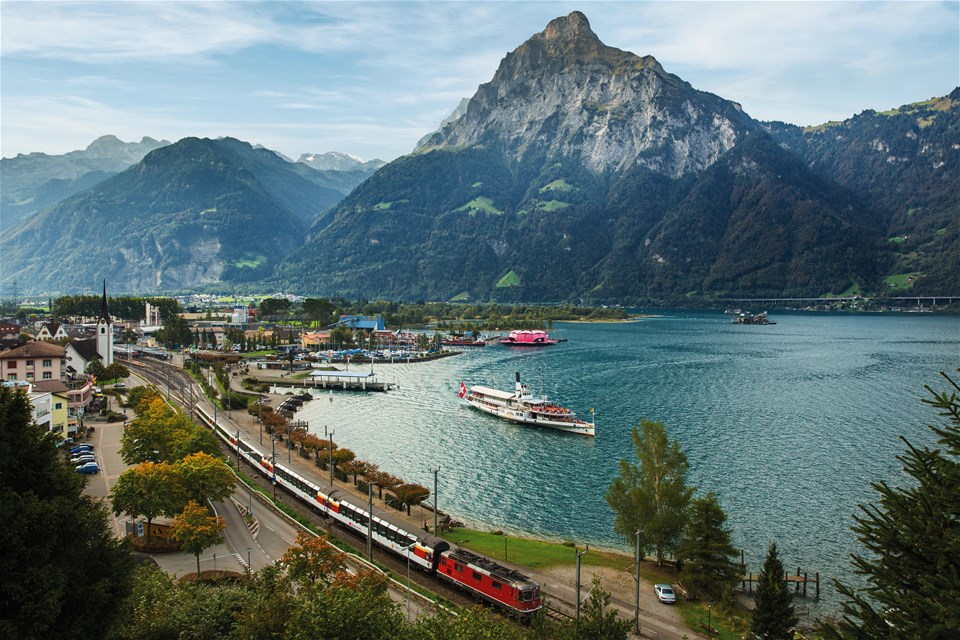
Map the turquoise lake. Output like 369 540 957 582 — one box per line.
295 311 959 606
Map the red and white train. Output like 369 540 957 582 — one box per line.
195 405 542 616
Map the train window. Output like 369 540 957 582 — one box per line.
454 563 462 572
492 581 502 590
519 590 533 601
472 571 482 582
440 557 446 566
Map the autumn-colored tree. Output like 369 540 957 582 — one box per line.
120 397 220 464
367 470 402 499
111 461 184 542
170 500 227 577
391 483 431 515
280 532 346 586
330 446 356 472
341 460 375 485
175 452 236 507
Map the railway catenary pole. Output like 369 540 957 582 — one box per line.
367 482 373 560
433 466 440 537
575 545 589 620
634 530 641 634
328 431 335 487
236 429 241 470
258 396 263 445
272 436 277 501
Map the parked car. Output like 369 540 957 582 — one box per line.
76 462 100 474
654 584 676 604
115 382 126 389
70 445 94 454
71 454 96 465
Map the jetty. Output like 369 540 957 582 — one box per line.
741 568 820 599
258 369 397 392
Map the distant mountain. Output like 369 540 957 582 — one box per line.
765 89 960 294
276 11 923 302
1 135 170 233
0 137 335 294
297 151 386 173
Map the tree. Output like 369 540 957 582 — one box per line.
104 362 130 382
0 385 133 639
176 452 236 507
751 543 798 640
605 420 694 564
86 358 106 381
280 532 346 586
121 396 220 464
677 491 741 601
171 500 227 577
820 371 960 639
111 461 184 542
391 483 431 515
566 576 631 640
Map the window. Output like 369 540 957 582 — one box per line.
441 557 447 566
27 360 34 366
56 403 63 409
43 359 52 367
492 581 502 590
472 571 482 581
43 372 52 380
26 372 34 380
454 563 462 572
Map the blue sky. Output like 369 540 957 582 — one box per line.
2 1 957 163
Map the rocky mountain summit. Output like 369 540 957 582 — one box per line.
420 11 756 177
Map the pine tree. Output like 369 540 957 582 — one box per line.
751 543 798 639
0 385 133 638
820 371 960 638
678 491 741 601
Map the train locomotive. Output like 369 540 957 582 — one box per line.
195 405 542 615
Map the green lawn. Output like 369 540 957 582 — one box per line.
884 272 920 290
442 528 633 571
538 199 570 212
539 178 573 193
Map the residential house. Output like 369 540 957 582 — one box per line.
36 322 69 342
32 380 73 437
0 341 66 382
65 338 102 377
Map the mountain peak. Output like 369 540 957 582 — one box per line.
541 11 597 43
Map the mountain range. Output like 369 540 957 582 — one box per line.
1 11 957 301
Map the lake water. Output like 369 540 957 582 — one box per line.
295 311 959 606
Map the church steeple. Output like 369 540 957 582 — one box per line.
99 278 111 325
96 278 114 366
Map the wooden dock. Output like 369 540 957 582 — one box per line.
252 370 397 392
740 567 820 599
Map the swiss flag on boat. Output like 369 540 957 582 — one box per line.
458 381 467 398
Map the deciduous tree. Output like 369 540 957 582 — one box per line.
751 543 798 640
176 452 236 507
171 500 227 577
605 419 694 564
111 461 184 541
280 532 346 586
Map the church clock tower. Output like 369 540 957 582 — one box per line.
96 279 114 366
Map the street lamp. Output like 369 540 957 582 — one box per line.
575 545 589 620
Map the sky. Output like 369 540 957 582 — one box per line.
2 1 958 163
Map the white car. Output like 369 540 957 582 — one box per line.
654 583 676 604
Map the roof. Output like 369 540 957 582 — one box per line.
0 341 66 359
67 338 101 362
41 322 63 335
469 385 515 400
308 370 375 379
32 380 69 394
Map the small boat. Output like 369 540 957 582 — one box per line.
442 335 487 347
733 311 776 325
497 329 566 346
459 373 595 437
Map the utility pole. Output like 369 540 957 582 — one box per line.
433 466 440 537
236 429 241 469
634 530 641 634
328 431 335 487
576 545 589 620
271 436 277 501
258 396 263 445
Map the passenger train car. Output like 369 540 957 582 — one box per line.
195 405 542 615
